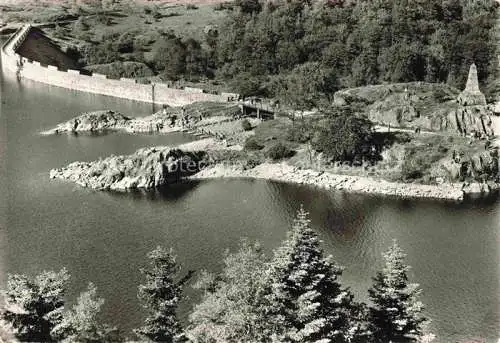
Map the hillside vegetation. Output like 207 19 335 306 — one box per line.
4 0 497 101
215 0 498 103
3 0 499 188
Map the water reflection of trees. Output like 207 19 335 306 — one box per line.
266 181 380 241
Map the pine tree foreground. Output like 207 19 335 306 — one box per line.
135 246 187 343
188 206 372 343
368 241 427 343
265 205 368 343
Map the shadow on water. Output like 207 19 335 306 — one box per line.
263 179 500 234
462 189 500 205
106 181 202 202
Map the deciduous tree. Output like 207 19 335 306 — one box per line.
188 240 270 342
312 107 374 163
51 283 119 343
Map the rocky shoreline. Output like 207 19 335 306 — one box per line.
48 136 498 201
190 162 499 201
50 146 207 190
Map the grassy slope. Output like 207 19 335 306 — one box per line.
1 1 229 41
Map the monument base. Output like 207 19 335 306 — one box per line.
457 91 487 106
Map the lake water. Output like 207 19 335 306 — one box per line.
1 57 499 342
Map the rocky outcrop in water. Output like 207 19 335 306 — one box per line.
50 147 208 190
43 103 242 135
43 110 132 134
42 110 184 134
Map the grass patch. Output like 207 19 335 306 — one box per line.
265 142 295 161
252 118 300 147
400 134 485 182
244 136 264 151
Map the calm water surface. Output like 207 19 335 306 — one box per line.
1 57 499 342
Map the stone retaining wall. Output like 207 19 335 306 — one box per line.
1 25 235 107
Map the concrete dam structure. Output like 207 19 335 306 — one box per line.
1 25 237 107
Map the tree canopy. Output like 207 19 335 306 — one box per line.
312 107 375 163
368 241 427 342
214 0 498 104
134 246 187 343
1 212 431 342
1 269 69 342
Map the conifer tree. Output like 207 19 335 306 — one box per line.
188 240 270 342
266 206 364 343
1 269 69 342
134 246 186 343
368 241 427 343
51 282 119 343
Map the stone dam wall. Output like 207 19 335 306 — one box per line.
1 25 237 107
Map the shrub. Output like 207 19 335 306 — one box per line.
73 17 89 33
150 5 162 19
244 156 263 169
152 37 187 79
401 159 425 180
95 13 112 25
265 142 295 160
65 46 83 67
287 123 311 143
401 145 438 181
241 119 252 131
312 109 374 162
116 31 137 54
85 61 154 79
214 3 225 11
231 73 265 97
214 2 233 11
53 24 66 39
244 136 264 150
79 42 120 65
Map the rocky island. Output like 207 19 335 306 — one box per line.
41 109 182 135
41 102 242 135
49 146 207 190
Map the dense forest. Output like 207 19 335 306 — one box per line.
0 208 429 343
70 0 498 108
215 0 498 103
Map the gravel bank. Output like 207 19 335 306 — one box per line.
191 162 468 201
